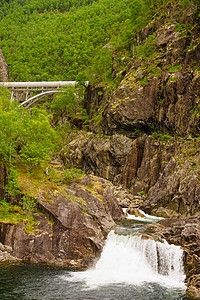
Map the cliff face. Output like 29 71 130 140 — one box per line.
65 132 200 218
102 2 200 138
70 0 200 218
0 49 9 82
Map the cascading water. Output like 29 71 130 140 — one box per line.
70 229 185 289
0 210 188 300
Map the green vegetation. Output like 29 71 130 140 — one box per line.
134 35 157 59
0 90 59 227
0 0 176 84
0 199 27 224
51 85 87 120
0 0 133 83
152 133 172 141
0 97 59 167
168 65 182 72
64 168 85 184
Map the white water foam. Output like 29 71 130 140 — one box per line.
67 231 186 289
122 208 164 223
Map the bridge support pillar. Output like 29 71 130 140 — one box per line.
11 91 15 102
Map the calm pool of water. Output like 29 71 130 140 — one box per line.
0 263 191 300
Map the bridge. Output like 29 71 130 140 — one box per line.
0 81 89 107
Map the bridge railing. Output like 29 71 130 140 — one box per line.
0 81 89 91
0 81 89 107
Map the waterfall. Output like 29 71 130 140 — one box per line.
70 231 186 289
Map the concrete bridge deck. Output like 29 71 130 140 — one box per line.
0 81 89 107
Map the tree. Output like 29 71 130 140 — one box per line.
0 99 59 167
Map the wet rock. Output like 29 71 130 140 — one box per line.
113 185 135 207
0 241 20 263
126 208 145 218
187 275 200 299
146 214 200 298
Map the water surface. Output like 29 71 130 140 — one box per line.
0 263 190 300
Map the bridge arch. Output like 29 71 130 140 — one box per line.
20 90 65 108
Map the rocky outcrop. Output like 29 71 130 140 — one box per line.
0 49 9 82
0 175 124 268
0 241 20 263
147 214 200 299
99 3 200 138
141 138 200 218
66 132 134 182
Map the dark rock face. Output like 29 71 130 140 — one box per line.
141 139 200 218
0 175 124 268
67 133 133 182
0 49 9 82
66 133 200 218
147 215 200 298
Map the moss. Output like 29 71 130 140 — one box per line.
24 217 40 234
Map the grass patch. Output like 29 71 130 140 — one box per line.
152 133 172 141
0 199 27 224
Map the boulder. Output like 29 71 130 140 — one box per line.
65 132 133 182
0 241 20 263
126 208 145 218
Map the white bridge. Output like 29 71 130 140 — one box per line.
0 81 89 107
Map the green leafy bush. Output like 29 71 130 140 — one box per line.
135 35 157 59
0 100 59 166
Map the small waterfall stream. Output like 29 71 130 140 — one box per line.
69 212 186 290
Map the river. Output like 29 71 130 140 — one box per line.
0 212 191 300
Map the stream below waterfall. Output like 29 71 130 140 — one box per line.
0 213 191 300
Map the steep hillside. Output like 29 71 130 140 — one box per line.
0 0 133 81
86 0 200 137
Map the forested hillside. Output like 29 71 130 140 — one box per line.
0 0 169 82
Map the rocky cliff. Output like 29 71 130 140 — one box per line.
102 1 200 138
0 173 124 268
64 132 200 218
